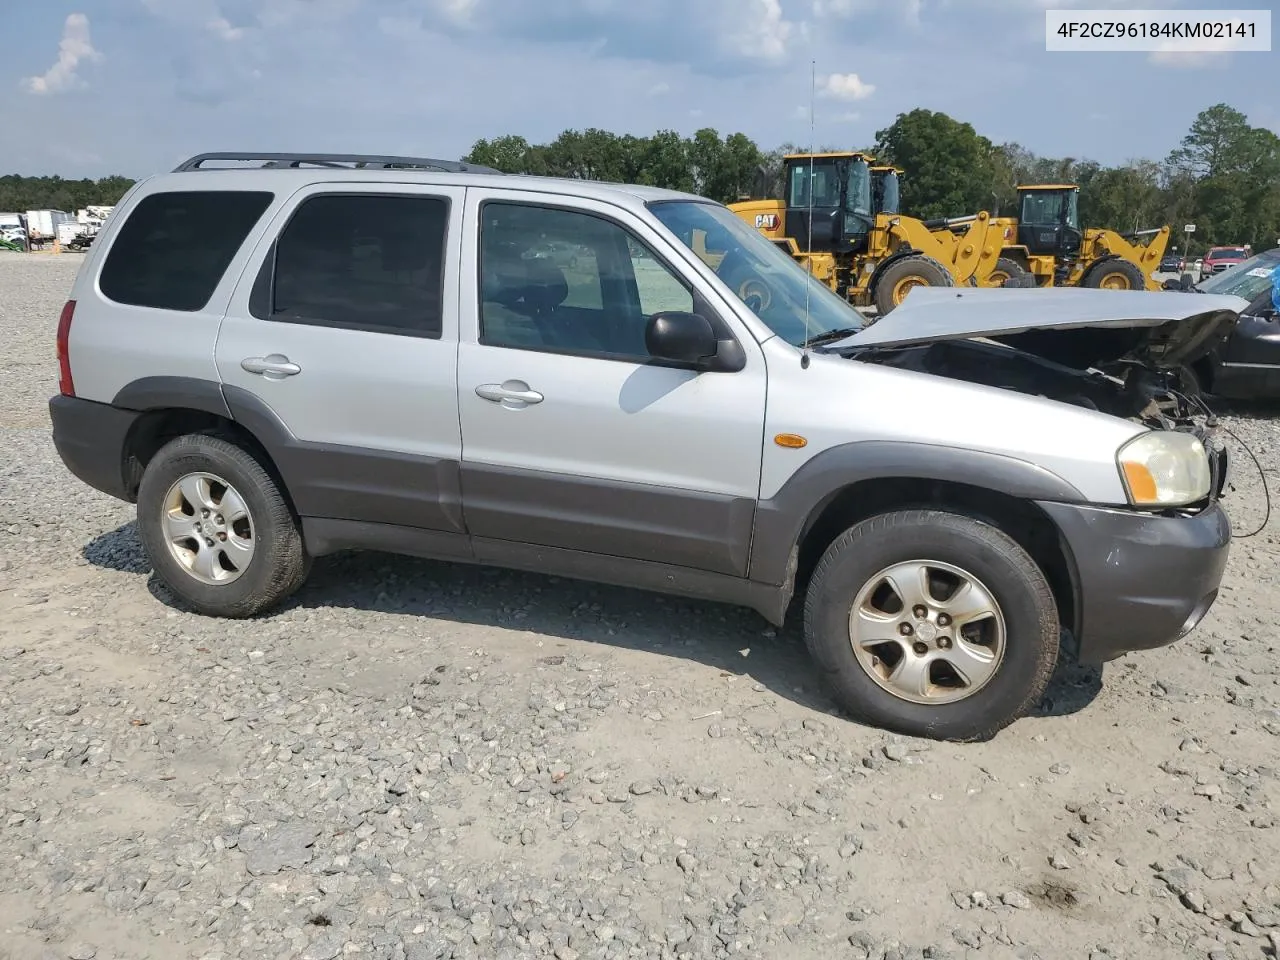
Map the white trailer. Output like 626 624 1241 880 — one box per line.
24 209 76 247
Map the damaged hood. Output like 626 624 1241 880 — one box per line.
827 286 1251 368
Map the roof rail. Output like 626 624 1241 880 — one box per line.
172 152 502 174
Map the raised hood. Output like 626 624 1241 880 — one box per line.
828 286 1250 368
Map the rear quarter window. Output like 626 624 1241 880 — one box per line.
99 190 274 311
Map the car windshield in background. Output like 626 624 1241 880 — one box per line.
648 199 868 346
1212 248 1248 258
1197 248 1280 300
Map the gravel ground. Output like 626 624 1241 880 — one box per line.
2 251 1280 960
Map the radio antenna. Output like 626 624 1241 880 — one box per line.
801 58 816 370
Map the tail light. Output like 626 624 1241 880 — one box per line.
56 299 75 397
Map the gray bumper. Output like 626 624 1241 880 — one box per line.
1036 500 1231 664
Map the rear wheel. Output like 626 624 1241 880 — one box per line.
136 434 310 618
1082 258 1145 291
873 255 953 315
802 509 1060 741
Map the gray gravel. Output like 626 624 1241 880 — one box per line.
3 251 1280 960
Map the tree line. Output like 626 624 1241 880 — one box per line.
464 102 1280 253
0 175 135 216
3 103 1276 252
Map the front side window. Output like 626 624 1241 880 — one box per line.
100 190 273 311
267 193 448 338
478 201 694 359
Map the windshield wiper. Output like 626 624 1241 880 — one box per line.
803 327 865 348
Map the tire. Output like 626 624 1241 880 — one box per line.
802 509 1059 741
136 433 310 618
1081 257 1145 291
988 257 1030 287
873 255 953 315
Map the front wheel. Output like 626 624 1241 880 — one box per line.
1082 257 1146 291
802 509 1059 741
136 434 310 618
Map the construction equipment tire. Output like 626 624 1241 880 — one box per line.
874 256 952 315
1081 258 1146 291
988 257 1031 287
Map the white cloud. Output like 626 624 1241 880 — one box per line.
207 16 246 40
648 81 671 96
22 13 102 95
725 0 794 62
819 72 875 101
438 0 481 27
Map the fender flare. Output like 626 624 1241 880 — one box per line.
747 440 1086 586
112 376 231 418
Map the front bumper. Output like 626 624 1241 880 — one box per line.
49 394 139 502
1036 499 1231 664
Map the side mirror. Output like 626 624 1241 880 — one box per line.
645 311 719 367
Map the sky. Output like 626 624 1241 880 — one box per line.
0 0 1275 179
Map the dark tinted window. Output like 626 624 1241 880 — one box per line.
268 194 448 338
479 202 692 359
100 191 273 311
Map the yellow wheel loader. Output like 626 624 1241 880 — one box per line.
981 185 1171 291
728 152 1006 314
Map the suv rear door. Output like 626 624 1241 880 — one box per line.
455 188 767 577
214 181 468 546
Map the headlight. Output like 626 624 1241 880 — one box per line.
1116 431 1211 507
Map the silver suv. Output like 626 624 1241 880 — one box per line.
49 152 1245 741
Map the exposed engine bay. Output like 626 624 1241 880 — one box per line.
846 334 1233 505
848 335 1196 423
820 286 1249 507
845 331 1224 458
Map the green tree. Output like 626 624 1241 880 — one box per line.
1167 103 1253 177
873 109 999 219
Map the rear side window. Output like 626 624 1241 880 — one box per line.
261 193 449 338
100 191 273 312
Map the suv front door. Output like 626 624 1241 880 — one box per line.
215 182 468 548
456 190 767 577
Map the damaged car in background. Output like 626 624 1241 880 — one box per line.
1161 246 1280 399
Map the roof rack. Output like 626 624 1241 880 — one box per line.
172 152 502 174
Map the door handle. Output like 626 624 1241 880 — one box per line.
241 354 301 379
475 380 544 406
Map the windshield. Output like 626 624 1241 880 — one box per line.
1197 248 1280 300
1209 247 1247 259
847 160 871 217
1021 190 1078 228
649 199 867 346
874 171 900 215
787 160 842 209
